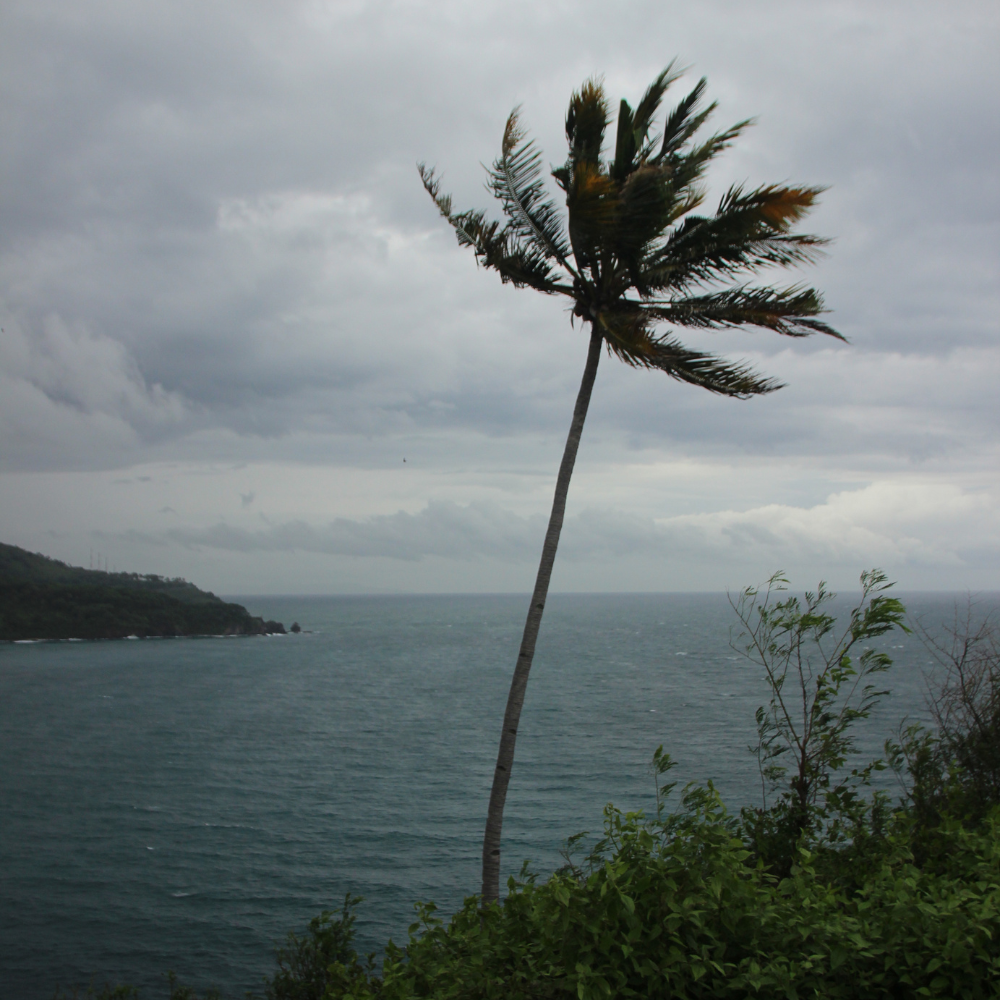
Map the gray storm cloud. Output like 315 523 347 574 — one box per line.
160 501 546 562
1 0 997 591
122 483 1000 579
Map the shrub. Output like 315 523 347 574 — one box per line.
295 789 1000 999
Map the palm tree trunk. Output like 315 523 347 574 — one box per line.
481 326 603 905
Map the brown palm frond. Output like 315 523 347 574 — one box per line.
565 78 610 170
647 184 829 292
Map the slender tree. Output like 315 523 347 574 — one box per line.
420 63 843 905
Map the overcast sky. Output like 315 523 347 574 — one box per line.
1 0 997 595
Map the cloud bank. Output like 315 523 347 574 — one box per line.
1 0 997 591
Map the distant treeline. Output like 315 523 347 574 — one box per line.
0 542 284 641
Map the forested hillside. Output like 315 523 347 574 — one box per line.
0 543 283 640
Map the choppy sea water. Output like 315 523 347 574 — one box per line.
1 591 992 999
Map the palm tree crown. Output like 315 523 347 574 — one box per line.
420 65 843 906
421 63 842 398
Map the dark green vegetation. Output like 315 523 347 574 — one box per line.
421 62 842 903
0 542 284 641
71 573 1000 998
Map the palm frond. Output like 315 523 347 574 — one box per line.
490 111 576 276
565 161 619 274
647 184 829 290
612 99 637 182
657 78 713 158
648 336 782 396
719 184 826 230
647 286 844 340
419 164 567 293
667 120 752 191
419 164 485 248
614 165 676 291
565 78 610 169
596 307 782 396
419 163 454 221
632 61 682 148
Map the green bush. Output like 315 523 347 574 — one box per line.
891 601 1000 836
282 788 999 999
270 572 999 999
264 895 375 1000
730 569 908 880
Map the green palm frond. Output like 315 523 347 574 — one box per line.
612 100 638 182
565 161 619 276
419 164 567 293
490 111 576 276
632 61 682 150
667 119 752 193
611 65 684 181
614 165 675 291
647 335 782 396
647 286 844 339
596 307 781 396
477 226 567 292
657 77 715 159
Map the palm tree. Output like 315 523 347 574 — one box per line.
419 63 843 905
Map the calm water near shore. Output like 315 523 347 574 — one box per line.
1 591 991 998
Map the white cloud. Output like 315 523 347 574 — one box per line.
6 312 185 423
0 308 188 468
51 477 992 590
157 500 545 562
652 481 1000 570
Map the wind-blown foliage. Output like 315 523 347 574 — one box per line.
731 570 910 876
266 794 1000 1000
420 63 841 397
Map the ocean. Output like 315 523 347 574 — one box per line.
0 591 984 998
